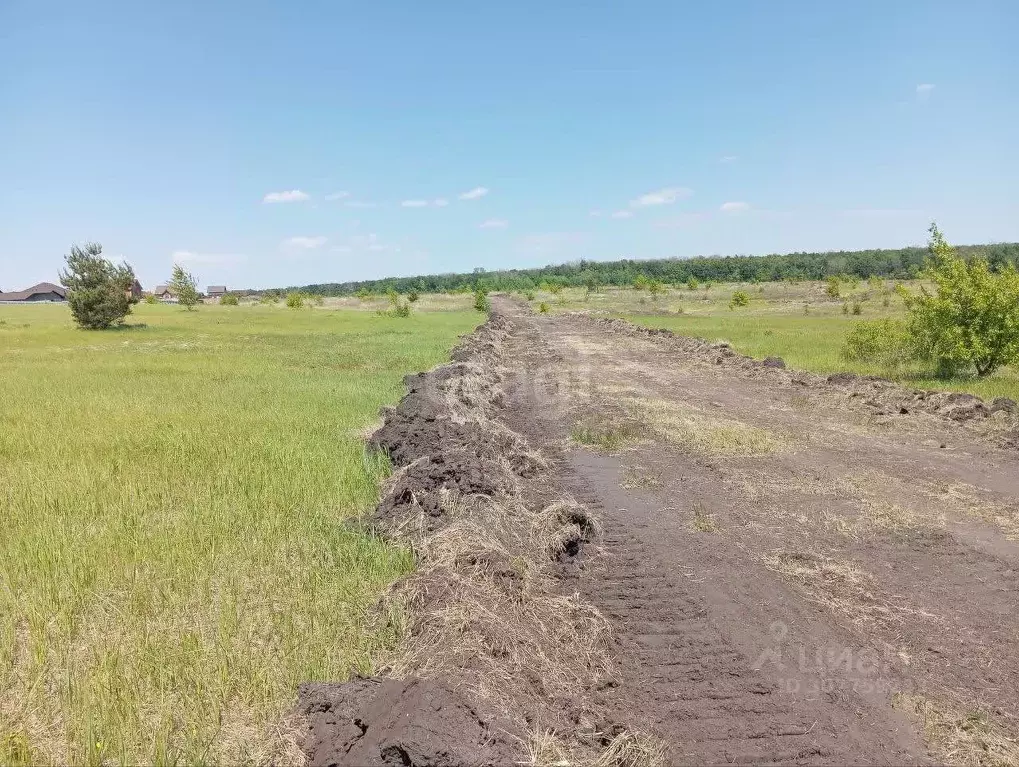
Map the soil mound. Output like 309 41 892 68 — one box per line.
296 678 517 767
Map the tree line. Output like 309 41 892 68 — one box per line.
258 242 1019 297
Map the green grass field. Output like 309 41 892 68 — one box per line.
534 283 1019 401
0 302 478 765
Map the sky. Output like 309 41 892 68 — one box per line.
1 1 1016 291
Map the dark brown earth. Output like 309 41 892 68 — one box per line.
298 296 1019 766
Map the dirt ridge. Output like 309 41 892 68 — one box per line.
294 309 649 766
577 313 1018 436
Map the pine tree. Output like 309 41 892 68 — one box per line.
59 242 138 329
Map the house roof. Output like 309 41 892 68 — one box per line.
154 284 171 294
207 285 227 293
0 282 67 301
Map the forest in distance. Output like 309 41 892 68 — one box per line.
259 241 1019 298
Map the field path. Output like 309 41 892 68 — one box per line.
494 296 1019 765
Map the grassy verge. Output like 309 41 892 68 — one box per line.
0 302 478 765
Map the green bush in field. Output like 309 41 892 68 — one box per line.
729 290 750 309
355 288 372 301
525 291 535 301
144 294 158 305
634 275 649 291
842 318 912 370
393 302 411 317
285 292 305 309
473 289 490 313
386 288 399 306
220 294 239 306
538 302 549 314
60 242 140 329
687 277 699 291
647 279 664 298
826 277 841 299
842 302 850 315
852 301 863 315
407 290 420 303
902 223 1019 378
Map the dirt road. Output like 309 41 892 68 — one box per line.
298 297 1019 766
493 296 1019 765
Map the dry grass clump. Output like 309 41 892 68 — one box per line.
525 728 667 767
624 397 780 456
764 551 940 629
893 693 1019 767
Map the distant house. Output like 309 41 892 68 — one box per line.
0 282 67 303
128 279 143 300
153 284 178 303
206 286 227 298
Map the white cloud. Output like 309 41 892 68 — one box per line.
283 235 327 249
433 198 449 207
324 191 350 201
401 199 429 208
720 155 738 163
171 250 247 265
630 186 693 207
479 218 508 229
720 201 750 213
263 189 310 204
459 186 489 200
916 83 935 98
610 210 633 219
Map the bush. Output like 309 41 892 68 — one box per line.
285 292 305 309
899 223 1019 377
143 294 158 305
842 318 912 370
826 277 841 299
525 291 535 301
852 301 862 315
407 290 420 303
538 302 549 314
393 302 411 318
647 279 664 298
473 289 490 313
355 288 372 301
59 242 139 329
729 290 750 309
220 294 239 306
842 302 849 315
633 275 649 291
687 277 699 291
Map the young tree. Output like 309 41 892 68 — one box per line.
169 264 200 310
59 242 138 329
904 223 1019 377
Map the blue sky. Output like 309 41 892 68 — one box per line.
1 1 1016 291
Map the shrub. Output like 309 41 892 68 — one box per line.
525 291 535 301
220 294 239 306
633 275 649 291
407 290 420 303
393 302 411 318
285 292 305 309
386 288 399 306
143 294 158 305
59 242 139 329
687 277 699 291
842 318 912 370
903 222 1019 377
826 277 841 299
647 280 664 298
355 288 372 301
729 290 750 309
473 289 490 313
842 302 849 315
852 301 862 315
538 302 549 314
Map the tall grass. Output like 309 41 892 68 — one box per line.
0 303 478 765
